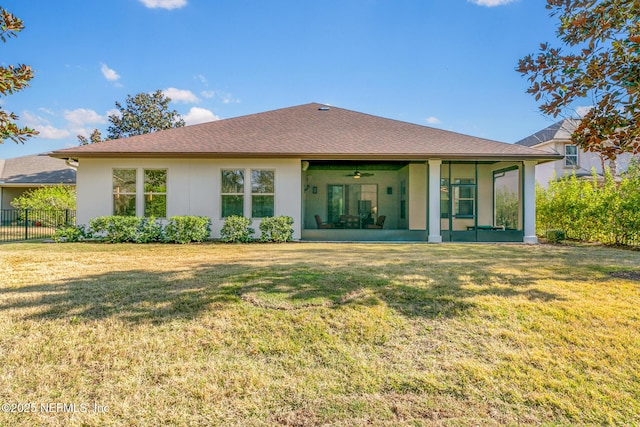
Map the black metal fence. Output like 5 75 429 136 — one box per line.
0 209 76 242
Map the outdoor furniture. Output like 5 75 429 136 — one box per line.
366 215 386 229
315 215 334 229
343 215 360 229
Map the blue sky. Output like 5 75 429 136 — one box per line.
2 0 574 159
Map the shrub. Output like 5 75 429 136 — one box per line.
259 216 294 242
537 168 640 246
89 216 143 243
136 217 164 243
164 216 211 244
545 229 566 243
53 225 89 243
220 215 254 243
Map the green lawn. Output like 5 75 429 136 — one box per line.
0 242 639 426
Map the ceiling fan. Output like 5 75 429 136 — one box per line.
345 168 374 179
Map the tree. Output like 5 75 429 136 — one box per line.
77 128 103 145
106 90 185 139
517 0 640 160
0 8 37 144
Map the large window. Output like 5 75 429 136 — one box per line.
113 169 136 216
565 145 578 167
144 169 167 217
221 169 244 217
251 170 274 217
327 184 377 228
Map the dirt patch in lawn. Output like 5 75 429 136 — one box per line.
609 270 640 281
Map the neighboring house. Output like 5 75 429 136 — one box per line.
0 153 76 209
51 103 560 243
515 118 637 187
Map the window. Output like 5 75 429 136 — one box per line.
251 170 274 217
221 169 244 217
440 178 450 219
565 145 578 167
113 169 137 216
453 178 475 218
144 169 167 217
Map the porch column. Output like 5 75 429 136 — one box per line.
428 159 442 243
523 160 538 244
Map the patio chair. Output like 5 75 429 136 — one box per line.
315 215 334 229
366 215 386 229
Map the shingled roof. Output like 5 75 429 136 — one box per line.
0 153 76 185
51 103 561 161
515 118 579 148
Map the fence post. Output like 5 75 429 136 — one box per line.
24 209 29 240
65 209 69 226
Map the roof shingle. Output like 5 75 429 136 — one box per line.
51 103 561 161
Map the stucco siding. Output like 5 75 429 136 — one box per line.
76 158 302 239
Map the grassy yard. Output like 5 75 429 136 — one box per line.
0 242 639 426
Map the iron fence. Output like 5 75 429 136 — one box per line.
0 209 76 243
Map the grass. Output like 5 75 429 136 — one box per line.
0 242 639 426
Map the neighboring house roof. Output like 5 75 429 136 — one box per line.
515 118 579 148
51 103 561 161
0 153 76 185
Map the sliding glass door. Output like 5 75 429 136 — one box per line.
327 184 377 228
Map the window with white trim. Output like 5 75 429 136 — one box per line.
251 170 275 218
565 145 578 167
221 169 244 217
144 169 167 217
113 169 136 216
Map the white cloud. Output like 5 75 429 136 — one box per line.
163 87 199 103
63 108 107 127
106 108 122 119
139 0 187 10
37 125 71 140
183 107 219 125
576 105 593 117
468 0 516 6
195 74 208 86
426 116 441 125
101 63 120 81
197 89 240 104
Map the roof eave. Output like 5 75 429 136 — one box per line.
49 151 563 162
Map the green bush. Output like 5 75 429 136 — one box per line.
164 216 211 244
545 229 566 243
53 225 89 243
537 165 640 246
259 216 294 242
220 215 254 243
136 217 164 243
89 216 143 243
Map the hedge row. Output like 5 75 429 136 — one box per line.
54 215 294 244
54 216 211 244
537 161 640 246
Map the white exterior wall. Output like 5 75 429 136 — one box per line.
76 158 302 239
534 140 637 187
408 163 427 230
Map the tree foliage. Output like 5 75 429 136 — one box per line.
518 0 640 159
537 164 640 246
0 8 37 144
78 128 103 145
11 184 76 211
106 90 185 140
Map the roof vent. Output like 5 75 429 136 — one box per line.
318 106 330 111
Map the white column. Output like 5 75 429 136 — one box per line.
428 159 442 243
523 160 538 244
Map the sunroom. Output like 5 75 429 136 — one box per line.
301 160 532 243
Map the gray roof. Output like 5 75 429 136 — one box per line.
515 118 580 147
51 103 561 161
0 153 76 185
